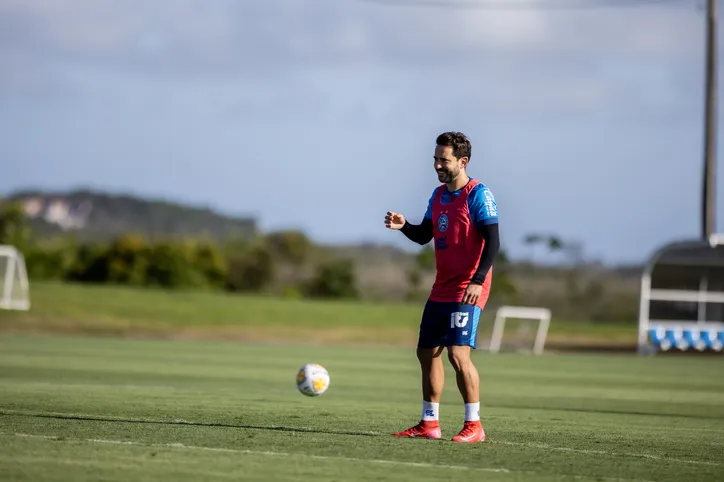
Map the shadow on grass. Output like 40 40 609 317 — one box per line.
0 410 382 437
485 403 724 421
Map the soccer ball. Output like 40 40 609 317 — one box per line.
296 363 330 397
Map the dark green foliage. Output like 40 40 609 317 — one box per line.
305 258 358 299
65 244 110 283
191 242 228 288
0 202 32 251
23 244 76 280
105 235 149 285
61 235 229 289
265 230 311 266
225 243 275 293
144 242 202 288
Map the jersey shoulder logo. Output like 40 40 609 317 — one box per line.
437 213 449 233
482 187 498 218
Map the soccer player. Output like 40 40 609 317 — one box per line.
384 131 500 443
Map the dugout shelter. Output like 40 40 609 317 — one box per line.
638 234 724 354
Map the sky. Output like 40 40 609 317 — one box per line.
1 0 722 265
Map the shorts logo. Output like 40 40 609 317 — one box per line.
450 312 469 329
437 214 449 233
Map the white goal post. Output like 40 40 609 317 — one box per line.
0 245 30 311
489 306 551 355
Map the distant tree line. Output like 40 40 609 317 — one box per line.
0 202 360 299
0 202 639 322
1 202 517 302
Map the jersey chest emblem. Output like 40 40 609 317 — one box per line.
437 213 449 233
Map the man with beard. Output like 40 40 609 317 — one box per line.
384 131 500 443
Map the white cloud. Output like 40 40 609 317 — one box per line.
0 0 708 123
0 0 704 71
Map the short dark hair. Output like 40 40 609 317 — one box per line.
436 131 471 161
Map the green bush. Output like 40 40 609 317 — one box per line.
0 202 32 251
190 242 228 288
106 234 149 285
65 243 113 284
225 244 275 293
305 258 358 299
265 230 311 267
24 244 75 280
63 236 228 289
144 242 202 288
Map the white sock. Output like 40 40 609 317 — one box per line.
421 401 439 421
464 402 480 422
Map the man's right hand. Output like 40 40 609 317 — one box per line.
385 212 406 230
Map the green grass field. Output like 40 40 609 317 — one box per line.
0 282 637 349
1 334 722 481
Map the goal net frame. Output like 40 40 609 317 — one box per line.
0 245 30 311
488 305 552 355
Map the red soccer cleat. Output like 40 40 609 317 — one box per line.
393 420 442 439
451 421 486 443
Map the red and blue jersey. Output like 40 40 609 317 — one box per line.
423 179 498 309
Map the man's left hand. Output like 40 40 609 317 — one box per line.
462 283 483 305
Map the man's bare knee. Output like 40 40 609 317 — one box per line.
447 346 471 372
417 346 444 365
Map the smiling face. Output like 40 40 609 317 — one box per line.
433 132 471 185
433 145 464 184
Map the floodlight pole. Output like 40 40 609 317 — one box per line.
702 0 718 239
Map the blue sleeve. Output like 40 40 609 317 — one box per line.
423 187 438 220
468 184 498 228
